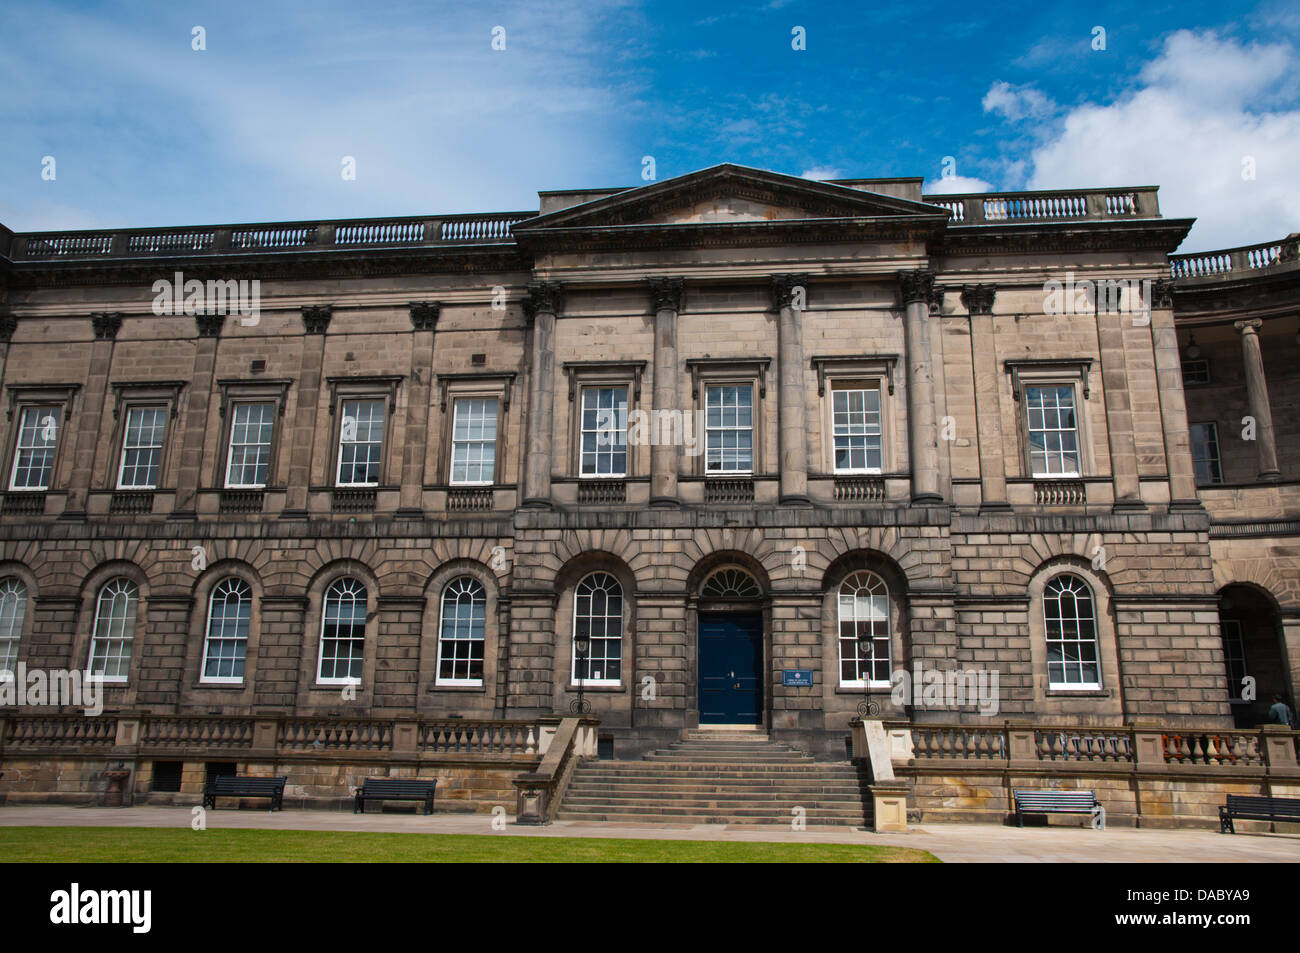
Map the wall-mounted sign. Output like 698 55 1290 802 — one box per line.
782 669 814 687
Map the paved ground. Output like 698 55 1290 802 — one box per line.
2 805 1298 861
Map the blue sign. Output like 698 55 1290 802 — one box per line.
782 669 814 687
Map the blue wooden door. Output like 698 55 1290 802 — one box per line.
698 612 763 724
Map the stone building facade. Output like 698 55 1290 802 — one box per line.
0 164 1293 773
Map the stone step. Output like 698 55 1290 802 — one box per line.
575 768 861 780
566 780 863 795
555 809 869 824
681 730 771 741
563 794 867 808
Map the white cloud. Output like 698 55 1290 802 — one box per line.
801 166 843 181
922 174 994 195
986 30 1300 249
982 82 1054 122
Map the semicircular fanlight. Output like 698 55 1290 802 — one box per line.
700 567 763 599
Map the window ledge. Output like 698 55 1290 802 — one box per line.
431 683 486 692
1046 688 1110 697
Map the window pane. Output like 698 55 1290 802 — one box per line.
705 385 753 473
319 578 366 681
337 399 385 485
0 578 27 676
579 387 628 476
226 402 274 487
438 577 486 683
573 572 622 682
203 578 251 680
832 385 881 472
1024 386 1079 476
1043 575 1100 688
450 398 499 484
89 579 137 679
10 406 60 490
1189 423 1222 485
837 572 891 685
118 407 166 489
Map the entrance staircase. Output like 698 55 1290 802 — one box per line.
556 730 872 827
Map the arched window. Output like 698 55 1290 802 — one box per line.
838 571 890 687
573 572 622 686
0 578 27 676
89 578 137 681
202 578 252 683
1043 574 1100 689
437 576 486 685
318 577 367 684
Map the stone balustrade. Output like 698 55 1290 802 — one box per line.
7 212 535 261
1169 235 1300 280
923 187 1160 225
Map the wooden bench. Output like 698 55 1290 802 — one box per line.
202 775 287 812
354 778 438 815
1219 794 1300 834
1013 789 1104 829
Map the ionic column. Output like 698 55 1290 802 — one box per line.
772 274 811 506
62 312 122 520
647 278 683 506
961 284 1009 511
1235 318 1281 481
397 302 439 517
171 313 226 518
522 282 563 508
281 305 331 518
898 271 942 504
1148 280 1201 508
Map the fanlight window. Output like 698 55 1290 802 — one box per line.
438 576 486 685
1043 574 1100 689
202 578 252 683
700 568 762 600
88 578 137 681
838 571 891 687
318 577 367 684
0 578 27 676
573 572 623 685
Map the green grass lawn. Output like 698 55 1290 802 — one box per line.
0 826 938 863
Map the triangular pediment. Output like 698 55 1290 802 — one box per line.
514 164 948 235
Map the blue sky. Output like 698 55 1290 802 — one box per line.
2 0 1298 248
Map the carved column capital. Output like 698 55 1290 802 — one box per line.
647 277 685 313
1150 277 1175 309
409 301 441 331
770 274 811 311
1234 318 1263 335
195 313 226 338
897 269 936 306
523 281 564 322
91 312 123 340
301 305 333 334
960 283 996 316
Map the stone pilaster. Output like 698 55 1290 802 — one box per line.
282 305 332 518
1097 305 1144 510
61 312 122 519
772 274 811 505
647 278 684 506
171 313 226 518
522 282 563 509
397 302 439 516
961 284 1009 511
1149 279 1201 508
898 271 942 504
1234 318 1281 481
